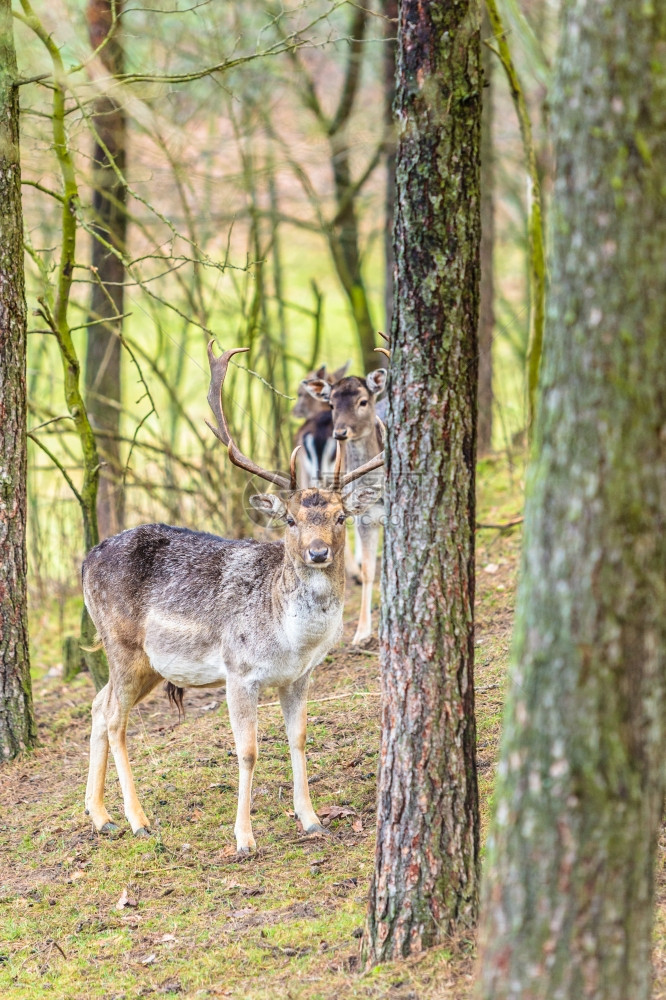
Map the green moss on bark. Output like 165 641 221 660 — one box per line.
477 3 666 997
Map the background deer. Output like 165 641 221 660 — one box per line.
291 361 349 487
303 364 387 644
82 345 383 852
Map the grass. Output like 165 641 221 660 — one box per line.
3 453 526 1000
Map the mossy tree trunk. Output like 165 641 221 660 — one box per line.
362 0 481 965
0 0 37 761
383 0 398 335
85 0 127 539
477 4 494 454
477 3 666 998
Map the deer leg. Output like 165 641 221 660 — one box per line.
105 660 160 835
85 683 115 833
345 534 361 584
279 672 324 834
226 678 259 853
353 518 380 645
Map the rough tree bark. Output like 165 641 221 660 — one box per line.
477 3 494 454
383 0 398 335
85 0 126 538
0 0 37 760
362 0 481 964
477 2 666 998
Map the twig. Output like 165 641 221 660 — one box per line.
27 432 82 504
47 939 68 961
476 516 523 530
259 690 380 709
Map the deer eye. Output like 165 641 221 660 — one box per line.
286 516 296 527
337 513 347 524
359 399 368 407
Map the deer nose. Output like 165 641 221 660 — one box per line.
308 544 330 564
333 427 348 440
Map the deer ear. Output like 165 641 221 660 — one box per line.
314 364 328 379
249 494 288 521
331 360 351 383
366 369 387 396
302 378 332 402
342 485 383 517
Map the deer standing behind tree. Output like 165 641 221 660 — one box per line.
82 346 383 852
291 361 349 488
303 365 387 644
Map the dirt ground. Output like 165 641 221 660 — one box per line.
1 456 664 999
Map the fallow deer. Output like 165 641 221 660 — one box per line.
82 345 383 852
303 363 388 644
292 361 349 488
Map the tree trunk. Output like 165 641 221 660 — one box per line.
85 0 126 539
383 0 398 335
0 0 37 761
477 3 666 998
362 0 481 965
477 4 494 454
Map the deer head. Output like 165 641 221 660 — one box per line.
302 369 387 443
249 484 381 568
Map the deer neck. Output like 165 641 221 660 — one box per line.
345 425 381 472
276 546 345 610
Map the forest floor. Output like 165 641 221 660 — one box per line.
2 453 665 1000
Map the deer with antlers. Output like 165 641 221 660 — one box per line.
82 345 383 852
303 341 389 644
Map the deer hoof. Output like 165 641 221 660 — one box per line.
134 826 151 838
305 822 328 835
99 822 120 837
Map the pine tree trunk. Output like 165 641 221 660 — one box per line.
477 4 494 454
0 0 37 761
362 0 481 965
85 0 126 539
477 3 666 997
383 0 398 335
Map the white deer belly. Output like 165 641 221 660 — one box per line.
144 613 226 687
149 650 227 687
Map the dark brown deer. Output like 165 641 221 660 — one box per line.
303 364 387 643
82 345 383 852
292 361 349 487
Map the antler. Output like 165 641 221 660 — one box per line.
206 342 291 491
375 330 391 360
289 445 301 490
340 450 385 489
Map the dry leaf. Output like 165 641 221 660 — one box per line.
318 805 356 821
115 888 137 910
352 818 363 833
221 844 236 858
189 808 204 822
141 953 156 965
